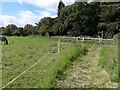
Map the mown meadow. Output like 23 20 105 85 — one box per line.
1 34 119 88
52 34 119 88
2 36 87 88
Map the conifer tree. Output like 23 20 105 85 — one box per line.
58 0 65 17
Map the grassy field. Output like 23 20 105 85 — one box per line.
1 35 119 88
52 35 119 88
1 36 87 88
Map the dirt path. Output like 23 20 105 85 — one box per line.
54 45 118 88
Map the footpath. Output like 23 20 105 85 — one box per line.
54 46 118 88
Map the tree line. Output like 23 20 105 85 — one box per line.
0 2 120 38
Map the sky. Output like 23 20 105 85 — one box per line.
0 0 75 27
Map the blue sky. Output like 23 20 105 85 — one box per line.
0 0 75 27
1 2 43 16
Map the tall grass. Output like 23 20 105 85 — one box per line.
2 36 87 88
99 34 119 82
39 44 87 88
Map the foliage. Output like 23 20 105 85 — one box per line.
0 2 120 38
99 3 120 38
56 2 101 36
24 24 34 35
58 0 65 17
3 24 17 36
97 22 119 38
36 17 56 36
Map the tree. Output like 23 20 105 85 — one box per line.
4 24 17 36
99 3 120 38
24 24 34 35
0 27 5 35
37 17 55 36
56 2 101 36
58 0 65 17
13 27 25 36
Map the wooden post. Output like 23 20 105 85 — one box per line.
82 37 85 42
98 31 103 45
58 38 60 54
102 31 103 38
101 31 103 43
99 37 102 45
100 31 103 44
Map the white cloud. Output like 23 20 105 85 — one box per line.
18 0 75 12
0 10 57 27
1 0 75 12
0 15 17 27
0 0 74 27
17 10 41 26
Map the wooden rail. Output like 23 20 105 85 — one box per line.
51 36 113 41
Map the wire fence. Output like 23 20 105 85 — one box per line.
51 36 113 45
1 45 58 89
0 36 114 89
0 44 2 89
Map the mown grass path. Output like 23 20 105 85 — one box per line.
55 45 118 88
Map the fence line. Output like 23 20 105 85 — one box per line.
51 36 113 41
58 38 60 53
1 46 57 89
1 36 113 89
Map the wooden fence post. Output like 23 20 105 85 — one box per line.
58 38 60 54
99 37 101 45
82 37 85 42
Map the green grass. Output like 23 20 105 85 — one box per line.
2 35 118 88
2 36 87 88
99 34 119 82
